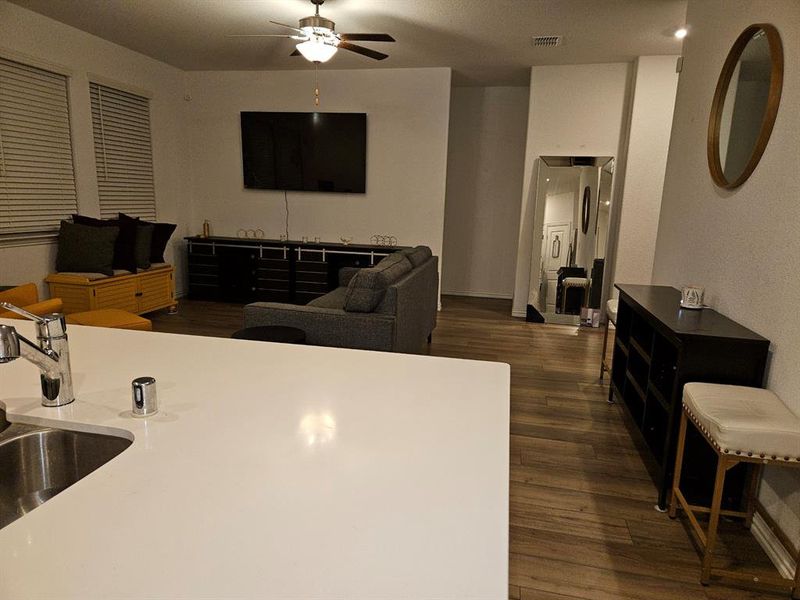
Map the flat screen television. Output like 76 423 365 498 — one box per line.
241 112 366 193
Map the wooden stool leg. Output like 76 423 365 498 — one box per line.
701 455 729 584
669 410 689 519
744 463 763 529
600 319 610 380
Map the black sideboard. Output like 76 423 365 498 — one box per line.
610 284 770 510
185 236 405 304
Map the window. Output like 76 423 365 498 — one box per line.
0 56 77 239
90 82 156 220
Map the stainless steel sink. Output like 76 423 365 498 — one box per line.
0 422 131 529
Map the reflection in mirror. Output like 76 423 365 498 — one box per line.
529 156 615 325
719 30 771 182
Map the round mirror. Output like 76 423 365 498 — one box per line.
581 185 591 234
708 24 783 189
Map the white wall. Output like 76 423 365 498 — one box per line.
441 86 528 299
512 63 632 316
184 68 451 279
613 56 679 286
543 192 575 226
0 1 191 295
653 0 800 547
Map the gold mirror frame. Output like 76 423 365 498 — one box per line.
707 23 783 189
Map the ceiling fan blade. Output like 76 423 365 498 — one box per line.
228 34 299 38
269 20 306 34
290 49 301 56
339 33 395 42
338 41 389 61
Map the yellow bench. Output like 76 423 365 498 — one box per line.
45 264 176 316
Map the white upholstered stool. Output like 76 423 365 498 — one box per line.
560 277 589 314
669 383 800 597
600 297 618 380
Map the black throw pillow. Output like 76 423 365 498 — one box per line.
134 221 155 270
117 213 148 271
56 221 119 276
73 213 138 272
145 221 177 263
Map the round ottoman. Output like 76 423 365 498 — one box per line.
231 325 306 344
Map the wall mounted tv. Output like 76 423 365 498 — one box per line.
241 112 366 193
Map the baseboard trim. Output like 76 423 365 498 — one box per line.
511 309 526 318
752 511 796 580
442 290 513 300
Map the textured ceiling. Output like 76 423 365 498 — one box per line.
9 0 688 86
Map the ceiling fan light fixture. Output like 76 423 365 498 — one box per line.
296 38 338 63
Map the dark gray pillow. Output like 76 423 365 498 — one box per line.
56 221 119 276
344 254 412 312
134 222 155 270
375 253 413 281
399 245 432 267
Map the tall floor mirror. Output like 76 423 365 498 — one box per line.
529 156 615 325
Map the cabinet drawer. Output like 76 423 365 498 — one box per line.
260 248 288 260
189 254 219 267
188 264 219 276
296 260 328 274
257 258 289 270
295 280 329 293
295 270 328 285
188 243 215 256
256 278 290 292
256 268 289 281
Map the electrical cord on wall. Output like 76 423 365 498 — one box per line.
284 189 289 240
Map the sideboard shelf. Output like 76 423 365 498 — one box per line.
185 236 405 304
610 284 770 510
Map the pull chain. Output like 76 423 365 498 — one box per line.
314 62 320 106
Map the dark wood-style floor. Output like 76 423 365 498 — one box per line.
151 296 784 599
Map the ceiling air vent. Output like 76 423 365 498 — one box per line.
532 35 562 48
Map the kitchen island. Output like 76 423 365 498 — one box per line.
0 319 510 599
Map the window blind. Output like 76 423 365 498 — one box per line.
0 56 77 238
90 82 156 220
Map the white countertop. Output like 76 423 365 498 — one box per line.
0 319 510 599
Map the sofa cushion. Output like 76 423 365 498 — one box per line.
344 253 412 313
56 221 119 276
399 245 433 267
67 308 152 331
307 286 348 310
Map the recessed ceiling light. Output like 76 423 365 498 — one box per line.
674 28 688 39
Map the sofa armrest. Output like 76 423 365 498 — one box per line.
243 302 396 352
0 298 63 320
338 267 360 287
0 282 39 306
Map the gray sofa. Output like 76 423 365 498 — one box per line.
243 246 438 353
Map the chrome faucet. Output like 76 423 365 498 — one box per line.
0 303 75 407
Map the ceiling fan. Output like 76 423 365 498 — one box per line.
231 0 395 63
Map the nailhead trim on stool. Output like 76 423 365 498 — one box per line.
683 403 800 463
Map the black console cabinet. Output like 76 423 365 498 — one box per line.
185 236 403 304
610 285 770 510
